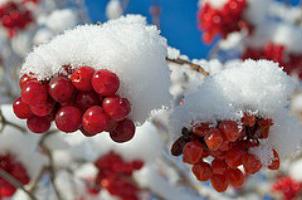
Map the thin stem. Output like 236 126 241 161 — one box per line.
39 131 63 200
0 109 27 133
166 57 210 77
0 169 37 200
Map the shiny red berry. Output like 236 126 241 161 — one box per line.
71 66 95 91
49 76 75 103
110 119 135 143
268 149 280 170
210 174 229 192
13 97 33 119
82 106 110 136
21 81 48 105
27 116 51 133
30 99 55 117
219 120 240 142
205 128 223 151
55 106 82 133
242 153 262 174
183 141 204 164
92 69 120 96
226 168 245 188
103 96 131 121
192 161 213 181
211 159 228 175
19 74 36 89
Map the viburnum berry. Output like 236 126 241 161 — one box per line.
204 128 223 151
27 116 51 133
21 81 48 105
55 106 82 133
71 66 95 91
103 96 131 121
49 76 75 103
15 66 135 141
82 106 110 136
211 174 229 192
109 119 135 143
171 112 276 192
183 141 204 164
272 176 302 200
92 69 120 96
13 97 33 119
192 161 213 181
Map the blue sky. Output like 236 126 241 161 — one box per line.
85 0 301 59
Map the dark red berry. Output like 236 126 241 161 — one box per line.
30 99 55 117
82 106 110 135
21 81 48 105
71 66 95 91
110 119 135 143
92 69 120 96
183 141 204 164
49 76 75 103
55 106 82 133
13 97 33 119
211 174 229 192
27 116 51 133
192 161 213 181
75 92 99 111
102 96 131 121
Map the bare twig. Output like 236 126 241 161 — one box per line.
28 166 48 193
0 108 27 133
39 131 64 200
166 57 210 77
0 169 37 200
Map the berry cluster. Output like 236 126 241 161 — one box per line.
171 113 280 192
272 176 302 200
0 153 30 199
0 1 35 38
13 66 135 142
198 0 251 44
242 42 302 79
93 152 144 200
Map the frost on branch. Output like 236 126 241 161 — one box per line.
15 15 171 139
170 59 302 192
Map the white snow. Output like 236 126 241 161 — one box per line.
21 15 172 124
45 9 78 33
289 159 302 182
201 0 228 9
170 59 301 164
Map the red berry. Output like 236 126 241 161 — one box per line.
82 106 110 135
192 161 213 181
268 149 280 170
49 76 75 103
226 168 245 188
30 99 55 117
219 120 240 142
103 96 131 121
13 97 33 119
210 174 229 192
183 141 204 164
211 159 228 175
205 128 223 151
19 74 36 89
75 92 99 111
27 116 51 133
21 81 47 105
92 69 120 96
110 119 135 143
55 106 82 133
71 66 95 91
192 123 210 137
242 153 262 174
225 148 244 168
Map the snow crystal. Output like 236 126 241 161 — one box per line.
21 15 172 124
106 0 123 20
289 159 302 182
170 59 301 163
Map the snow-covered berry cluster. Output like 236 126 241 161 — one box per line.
198 0 250 44
0 153 30 199
171 113 279 192
92 151 144 200
14 65 136 142
272 176 302 200
0 0 37 37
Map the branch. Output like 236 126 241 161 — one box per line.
39 131 64 200
0 108 27 133
0 169 37 200
166 57 210 77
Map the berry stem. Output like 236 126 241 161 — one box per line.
0 169 38 200
0 108 27 133
166 57 210 77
